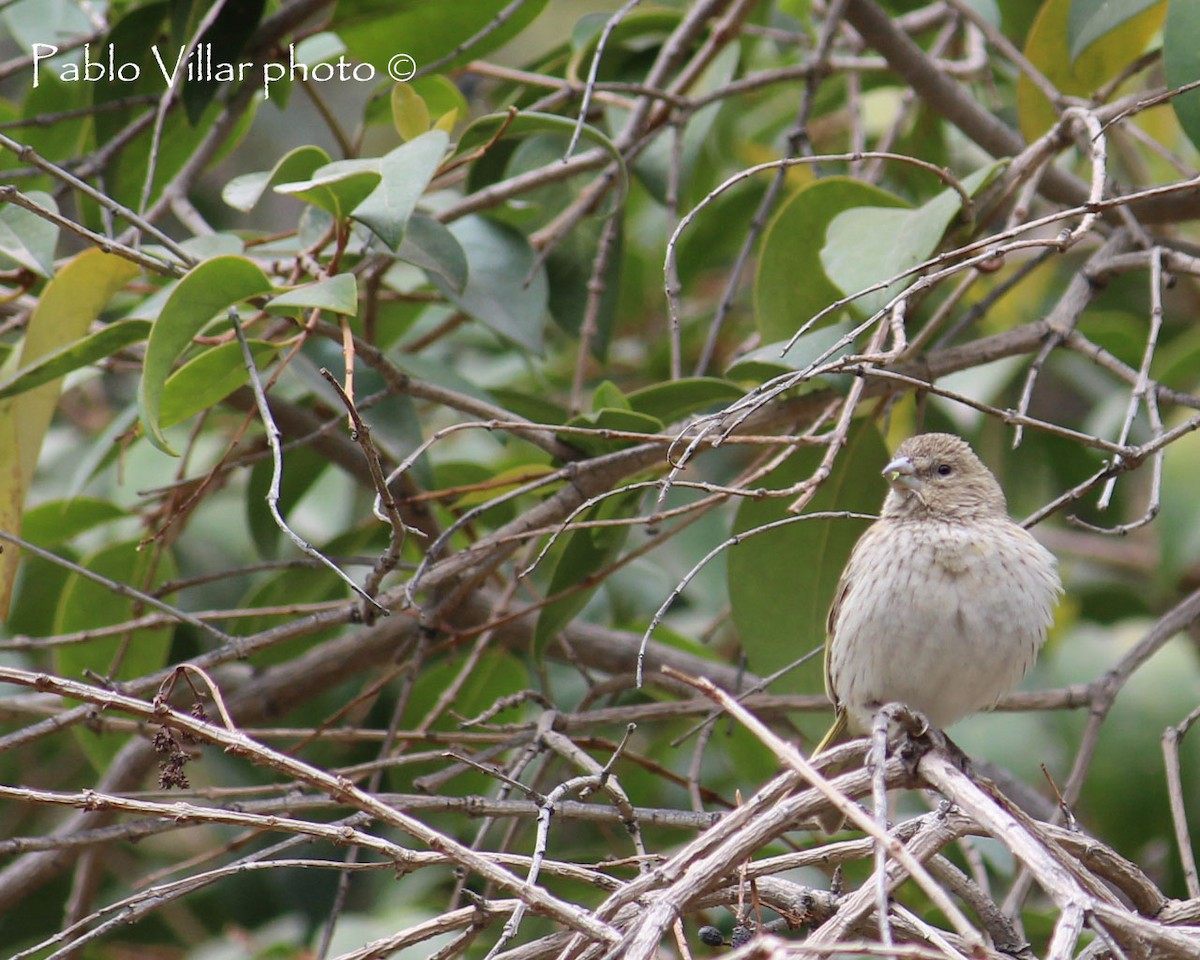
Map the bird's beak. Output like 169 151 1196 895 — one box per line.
882 455 920 492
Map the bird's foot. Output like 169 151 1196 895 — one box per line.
871 703 938 777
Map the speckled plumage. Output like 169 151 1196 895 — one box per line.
819 433 1061 746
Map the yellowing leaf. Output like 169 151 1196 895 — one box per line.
0 250 139 617
392 82 431 141
1017 0 1165 142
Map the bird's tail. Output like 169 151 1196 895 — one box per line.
811 708 853 832
812 708 848 756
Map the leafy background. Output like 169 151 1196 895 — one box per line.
0 0 1199 957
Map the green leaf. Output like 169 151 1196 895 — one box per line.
628 42 739 203
180 0 265 123
561 408 665 456
266 274 358 317
1018 0 1165 140
148 233 245 264
545 217 621 359
534 487 644 658
1152 322 1200 392
625 378 745 422
55 540 177 769
333 0 551 74
398 213 468 292
1159 426 1200 585
821 163 1005 316
726 321 859 384
1068 0 1163 60
3 0 92 49
55 545 174 646
0 320 150 401
434 216 548 354
87 13 259 215
275 159 381 219
21 498 127 548
352 130 448 249
728 422 887 723
568 9 681 62
410 74 468 129
246 444 331 560
0 190 59 276
222 145 331 212
235 557 348 650
15 73 88 188
456 111 627 207
294 31 348 65
755 179 906 340
592 380 630 411
138 255 273 454
159 339 279 430
488 387 568 425
6 553 73 639
90 3 167 130
397 650 529 744
1165 0 1200 151
259 33 349 109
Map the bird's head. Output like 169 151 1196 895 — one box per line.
880 433 1007 521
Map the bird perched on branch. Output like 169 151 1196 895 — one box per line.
815 432 1061 754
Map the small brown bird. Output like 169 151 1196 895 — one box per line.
816 432 1061 753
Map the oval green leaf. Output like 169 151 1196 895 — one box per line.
456 111 627 206
728 421 887 717
398 213 468 293
55 540 178 769
755 178 907 340
0 190 59 276
534 487 644 658
275 158 381 218
560 408 665 457
266 274 358 317
625 377 745 422
22 498 127 548
821 162 1005 316
222 144 331 212
392 82 431 140
1165 0 1200 151
352 130 448 249
138 255 273 454
434 216 548 354
159 339 279 430
333 0 550 74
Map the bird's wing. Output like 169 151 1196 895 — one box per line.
823 572 851 707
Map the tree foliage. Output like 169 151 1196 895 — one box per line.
0 0 1199 957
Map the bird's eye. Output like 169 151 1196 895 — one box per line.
936 463 953 477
